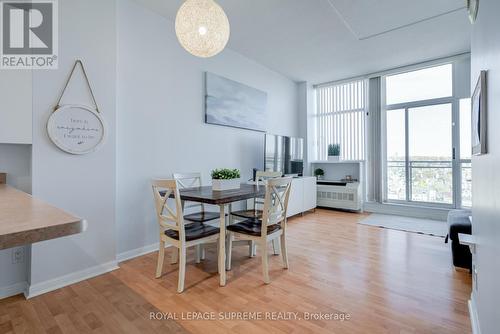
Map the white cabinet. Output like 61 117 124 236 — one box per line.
302 176 317 213
0 71 32 144
247 177 317 218
287 177 316 217
287 178 304 217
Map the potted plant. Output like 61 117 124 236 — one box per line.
328 144 341 161
314 168 324 180
211 168 241 191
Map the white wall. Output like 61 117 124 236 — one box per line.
0 144 31 297
470 0 500 333
0 144 32 193
116 0 299 255
28 0 117 295
0 72 32 144
311 163 360 181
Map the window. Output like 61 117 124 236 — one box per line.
386 109 406 200
386 64 453 104
459 98 472 207
314 80 366 161
384 63 470 207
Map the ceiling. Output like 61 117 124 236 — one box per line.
132 0 471 84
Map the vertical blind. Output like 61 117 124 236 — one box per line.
314 79 366 161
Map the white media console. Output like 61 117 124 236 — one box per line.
247 176 317 217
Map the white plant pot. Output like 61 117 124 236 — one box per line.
212 178 241 191
328 156 340 162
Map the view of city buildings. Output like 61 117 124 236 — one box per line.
387 157 472 207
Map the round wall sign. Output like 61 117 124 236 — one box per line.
47 104 106 155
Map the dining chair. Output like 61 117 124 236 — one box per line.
173 172 222 262
152 179 220 293
226 177 292 284
173 172 222 223
231 170 282 221
231 170 282 257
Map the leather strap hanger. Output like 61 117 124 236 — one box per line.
54 59 100 112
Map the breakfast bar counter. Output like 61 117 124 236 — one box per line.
0 183 86 250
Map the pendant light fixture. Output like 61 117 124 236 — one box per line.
175 0 230 58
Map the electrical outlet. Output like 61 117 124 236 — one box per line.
12 247 24 264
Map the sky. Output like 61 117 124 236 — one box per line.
385 64 470 160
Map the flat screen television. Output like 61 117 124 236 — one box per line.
264 134 304 176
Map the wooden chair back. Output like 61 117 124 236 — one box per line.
151 179 184 236
172 173 205 212
256 171 282 186
254 171 282 207
261 177 293 236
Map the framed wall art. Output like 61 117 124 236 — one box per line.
205 72 267 132
472 70 487 156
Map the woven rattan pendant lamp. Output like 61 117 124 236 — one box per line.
175 0 230 58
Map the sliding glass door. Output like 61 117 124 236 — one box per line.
386 104 453 205
408 104 453 204
383 62 471 208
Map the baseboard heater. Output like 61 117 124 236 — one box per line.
316 181 362 211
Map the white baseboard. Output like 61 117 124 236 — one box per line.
468 294 481 334
117 242 168 263
9 243 173 300
26 260 119 299
0 281 28 299
364 202 449 221
5 243 171 300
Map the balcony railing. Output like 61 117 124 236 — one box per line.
387 160 453 204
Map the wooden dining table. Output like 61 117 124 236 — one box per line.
173 183 265 286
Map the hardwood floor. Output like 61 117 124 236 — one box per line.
0 209 471 333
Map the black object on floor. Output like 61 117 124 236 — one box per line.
446 212 472 270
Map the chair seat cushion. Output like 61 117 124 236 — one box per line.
231 209 263 220
184 211 221 223
165 223 219 241
227 220 281 237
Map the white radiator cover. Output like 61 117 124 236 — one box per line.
317 182 362 211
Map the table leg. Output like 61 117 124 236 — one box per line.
226 203 233 268
218 204 226 286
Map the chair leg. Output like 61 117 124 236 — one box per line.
261 241 270 284
171 247 178 264
280 234 289 269
272 239 281 255
156 240 165 278
248 240 255 258
178 246 187 293
201 245 206 260
227 234 233 271
195 245 201 264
